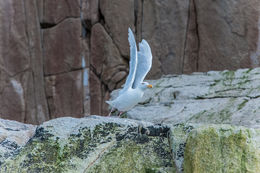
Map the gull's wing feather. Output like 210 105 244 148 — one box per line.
119 28 138 94
132 40 152 89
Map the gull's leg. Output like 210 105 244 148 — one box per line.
108 108 115 116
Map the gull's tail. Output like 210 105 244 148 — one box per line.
106 100 111 105
106 100 116 110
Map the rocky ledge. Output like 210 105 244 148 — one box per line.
1 68 260 173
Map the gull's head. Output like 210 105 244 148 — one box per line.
139 82 153 91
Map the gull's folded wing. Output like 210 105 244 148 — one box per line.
119 28 138 94
132 40 152 88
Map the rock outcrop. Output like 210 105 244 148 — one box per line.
0 116 174 172
0 118 259 172
0 0 259 123
125 68 260 129
1 67 260 172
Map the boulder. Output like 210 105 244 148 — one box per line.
124 68 260 129
43 18 82 75
100 0 135 57
90 23 128 115
0 116 173 172
0 0 49 124
0 118 36 165
142 0 190 78
82 0 100 29
0 116 260 172
45 70 83 119
194 0 260 71
170 124 260 173
38 0 80 24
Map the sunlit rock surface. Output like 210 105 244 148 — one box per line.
0 116 173 173
124 68 260 129
170 124 260 173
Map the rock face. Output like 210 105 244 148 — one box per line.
0 116 173 172
0 0 260 122
0 0 49 124
1 67 260 172
0 0 90 124
124 68 260 129
170 124 260 172
0 117 259 172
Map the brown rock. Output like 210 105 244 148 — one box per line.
100 0 135 57
83 68 90 115
90 23 127 88
194 0 260 71
39 0 80 24
45 70 83 119
82 0 100 29
102 85 110 116
0 0 49 124
43 18 82 75
89 70 102 115
142 0 190 78
182 0 199 74
0 118 36 164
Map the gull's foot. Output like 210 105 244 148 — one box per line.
107 108 116 117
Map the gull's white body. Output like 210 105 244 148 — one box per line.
106 88 144 111
106 28 152 112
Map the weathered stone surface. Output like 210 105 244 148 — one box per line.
1 0 260 124
83 68 90 115
169 124 260 173
194 0 260 72
90 23 128 115
1 116 260 172
100 0 135 57
43 18 82 75
111 68 260 129
0 118 36 165
82 0 99 29
0 116 173 172
142 0 190 78
0 0 49 124
39 0 80 24
89 70 102 115
45 70 83 119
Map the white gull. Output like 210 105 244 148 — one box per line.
106 28 153 116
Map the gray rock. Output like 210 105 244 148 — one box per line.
113 68 260 129
0 116 173 172
169 123 260 172
0 119 36 165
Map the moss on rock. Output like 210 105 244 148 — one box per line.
0 117 173 173
183 125 260 173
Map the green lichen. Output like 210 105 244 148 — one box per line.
1 122 173 173
245 68 253 74
188 98 235 124
183 125 260 173
237 99 249 111
87 137 173 173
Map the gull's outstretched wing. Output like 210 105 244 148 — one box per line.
119 28 138 94
132 40 152 89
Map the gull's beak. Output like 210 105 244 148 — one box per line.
147 84 153 88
